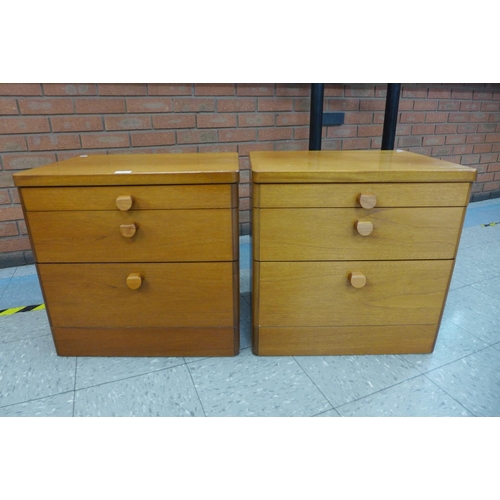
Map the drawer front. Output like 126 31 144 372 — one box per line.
39 262 236 328
255 183 470 208
27 209 235 263
255 260 453 327
20 184 235 211
255 207 465 261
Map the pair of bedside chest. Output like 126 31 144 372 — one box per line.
13 150 476 357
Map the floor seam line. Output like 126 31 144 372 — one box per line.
422 373 478 417
292 357 337 416
333 372 425 412
73 360 187 392
0 390 75 411
0 333 53 346
184 361 208 417
73 358 78 417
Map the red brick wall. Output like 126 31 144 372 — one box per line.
1 83 499 267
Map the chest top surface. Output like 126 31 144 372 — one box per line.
250 150 477 183
13 152 239 187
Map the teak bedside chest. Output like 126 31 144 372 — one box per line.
250 150 476 356
13 153 240 357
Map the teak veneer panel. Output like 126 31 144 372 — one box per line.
255 325 437 355
21 184 235 211
13 153 239 186
53 327 239 357
255 183 470 208
250 151 477 183
255 206 465 261
256 260 454 327
27 209 235 263
39 262 236 329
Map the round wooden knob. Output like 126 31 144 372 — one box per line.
355 220 374 236
126 273 143 290
357 193 377 209
116 195 134 211
348 272 366 289
120 223 137 238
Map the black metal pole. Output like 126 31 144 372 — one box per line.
309 83 325 150
381 83 401 150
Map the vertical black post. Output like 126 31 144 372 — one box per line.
309 83 325 150
381 83 401 150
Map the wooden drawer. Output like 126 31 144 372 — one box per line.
27 209 236 263
39 262 237 328
20 184 236 211
255 260 453 327
255 207 465 261
255 183 470 208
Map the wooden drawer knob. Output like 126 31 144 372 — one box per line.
120 223 137 238
355 220 374 236
116 195 134 211
126 273 143 290
348 272 366 289
357 193 377 209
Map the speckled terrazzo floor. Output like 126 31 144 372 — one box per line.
1 199 500 417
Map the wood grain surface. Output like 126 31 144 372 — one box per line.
255 260 453 327
27 209 235 263
250 151 477 183
13 152 239 186
254 325 437 355
254 182 470 208
255 206 465 261
53 327 239 357
39 262 236 328
20 184 235 211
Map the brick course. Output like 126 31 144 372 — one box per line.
0 83 499 266
51 116 104 132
